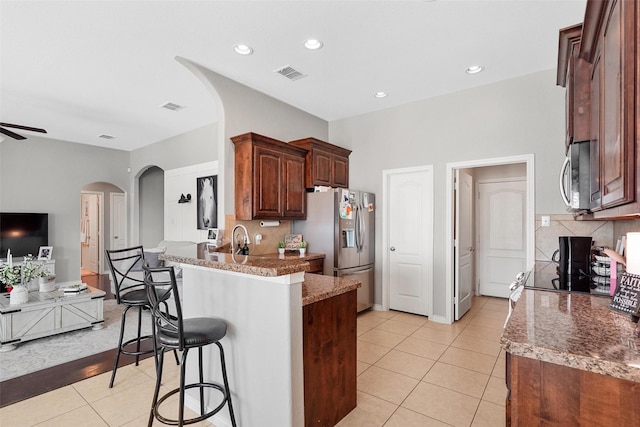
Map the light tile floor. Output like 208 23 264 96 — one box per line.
0 296 507 427
337 295 508 427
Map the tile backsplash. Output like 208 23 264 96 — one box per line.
535 214 614 261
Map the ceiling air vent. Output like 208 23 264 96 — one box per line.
160 102 185 111
274 65 307 81
98 134 115 139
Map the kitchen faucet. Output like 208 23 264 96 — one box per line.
231 224 251 255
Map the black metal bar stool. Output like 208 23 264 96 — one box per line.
105 246 157 388
143 264 237 427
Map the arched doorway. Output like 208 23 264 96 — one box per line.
80 182 125 277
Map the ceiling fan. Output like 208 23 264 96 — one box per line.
0 122 47 140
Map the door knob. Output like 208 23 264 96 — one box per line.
390 247 396 251
468 246 474 251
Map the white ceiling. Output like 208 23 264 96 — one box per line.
0 0 586 151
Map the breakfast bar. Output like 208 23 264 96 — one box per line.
161 244 360 427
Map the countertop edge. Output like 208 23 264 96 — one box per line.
501 289 640 383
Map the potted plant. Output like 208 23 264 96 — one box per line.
0 261 28 304
299 241 307 256
277 241 286 254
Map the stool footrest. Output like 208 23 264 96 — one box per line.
154 382 230 425
120 334 155 357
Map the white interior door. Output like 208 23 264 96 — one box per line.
478 179 527 298
111 192 127 251
386 166 433 316
455 170 474 320
81 193 100 273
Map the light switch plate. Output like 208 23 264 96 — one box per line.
541 216 550 227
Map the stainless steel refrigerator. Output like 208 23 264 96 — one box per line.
293 189 375 312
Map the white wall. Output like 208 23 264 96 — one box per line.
175 57 329 228
329 69 568 317
138 166 164 247
0 136 130 282
129 122 219 245
164 161 219 243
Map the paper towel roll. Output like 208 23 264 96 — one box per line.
626 232 640 275
260 220 280 227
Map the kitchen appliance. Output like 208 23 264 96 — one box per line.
293 189 375 312
559 140 591 211
552 236 593 277
513 261 610 296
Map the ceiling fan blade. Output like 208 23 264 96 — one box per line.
0 127 27 140
0 122 47 134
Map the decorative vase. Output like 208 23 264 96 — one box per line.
278 248 285 254
39 275 56 292
299 248 307 256
10 286 29 305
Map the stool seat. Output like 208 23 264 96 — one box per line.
119 288 149 306
158 318 227 348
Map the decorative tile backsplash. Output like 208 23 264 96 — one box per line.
535 214 614 261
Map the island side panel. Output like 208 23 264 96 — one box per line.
181 264 304 427
303 289 357 426
510 354 640 426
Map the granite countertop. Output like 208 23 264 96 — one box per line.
302 273 360 306
501 288 640 383
259 252 326 262
160 243 310 277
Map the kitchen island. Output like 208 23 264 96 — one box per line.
161 244 359 427
501 288 640 426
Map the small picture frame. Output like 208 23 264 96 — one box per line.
38 246 53 260
207 228 218 241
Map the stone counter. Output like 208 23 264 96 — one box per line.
160 243 310 277
501 288 640 383
302 273 360 306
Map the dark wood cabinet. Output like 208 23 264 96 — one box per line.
558 24 591 150
558 0 639 219
303 289 357 427
232 132 308 220
289 137 351 189
506 353 640 426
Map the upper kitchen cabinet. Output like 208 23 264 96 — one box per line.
232 132 307 220
557 23 591 150
289 138 351 189
560 0 639 219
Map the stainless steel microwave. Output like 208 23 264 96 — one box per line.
559 140 591 210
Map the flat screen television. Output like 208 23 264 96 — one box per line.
0 213 49 258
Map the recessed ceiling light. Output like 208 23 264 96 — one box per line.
234 44 253 55
466 65 484 74
304 39 323 50
373 91 388 98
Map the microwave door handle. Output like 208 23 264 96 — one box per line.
559 156 571 207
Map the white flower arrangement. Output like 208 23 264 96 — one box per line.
0 259 50 290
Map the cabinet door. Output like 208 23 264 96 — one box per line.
590 50 602 210
600 0 633 208
283 153 306 219
254 145 283 218
312 149 333 186
333 154 349 188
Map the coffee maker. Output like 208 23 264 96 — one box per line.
552 236 593 276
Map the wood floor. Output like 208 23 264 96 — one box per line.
0 273 151 408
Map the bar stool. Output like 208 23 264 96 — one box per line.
105 246 157 388
143 264 237 427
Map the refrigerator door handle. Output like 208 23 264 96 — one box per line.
355 201 366 253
